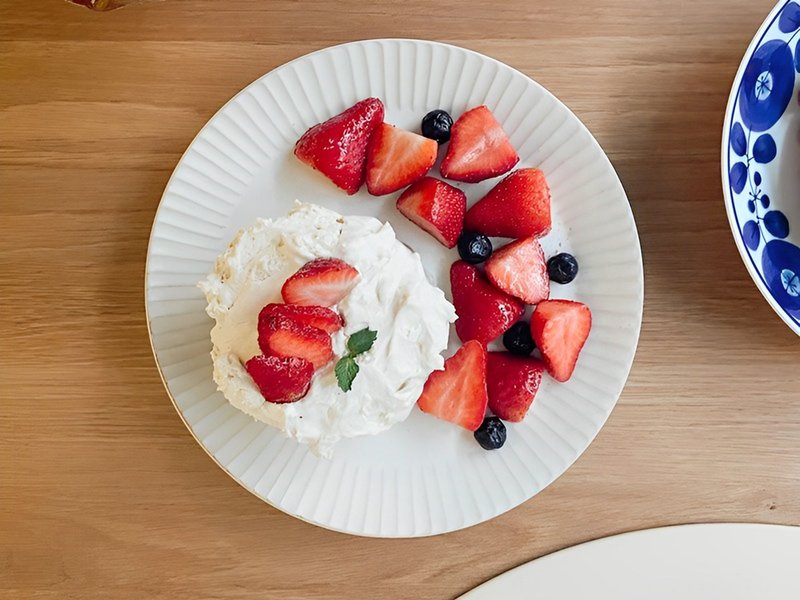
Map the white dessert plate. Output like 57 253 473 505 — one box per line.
458 523 800 599
145 39 643 537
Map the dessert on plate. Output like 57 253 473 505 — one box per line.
200 96 595 458
200 202 456 457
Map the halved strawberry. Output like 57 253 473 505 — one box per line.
258 315 333 369
366 123 438 195
439 105 519 183
486 352 545 422
281 258 360 307
245 354 314 403
417 340 488 431
530 300 592 382
485 237 550 304
259 303 343 334
450 261 524 345
294 98 385 194
396 177 466 248
464 168 552 238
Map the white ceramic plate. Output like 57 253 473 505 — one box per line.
458 523 800 599
146 39 643 537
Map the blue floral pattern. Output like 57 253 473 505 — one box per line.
727 0 800 327
738 40 795 131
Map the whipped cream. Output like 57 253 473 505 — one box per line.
200 202 456 457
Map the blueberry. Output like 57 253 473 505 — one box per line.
503 321 535 355
474 417 507 450
421 109 453 144
547 253 579 284
457 231 492 264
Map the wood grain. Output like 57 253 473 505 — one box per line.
2 0 799 598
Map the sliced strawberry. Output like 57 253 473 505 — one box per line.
259 303 343 334
258 315 333 369
485 237 550 304
396 177 466 248
417 340 488 431
486 352 545 422
530 300 592 382
294 98 385 195
366 123 438 195
450 261 524 345
245 354 314 403
281 258 360 307
464 168 552 238
439 105 519 183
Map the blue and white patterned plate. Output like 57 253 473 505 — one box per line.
723 0 800 335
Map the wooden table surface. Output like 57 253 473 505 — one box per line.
2 0 799 598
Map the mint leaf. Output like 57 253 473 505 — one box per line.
335 357 359 392
336 328 377 392
346 328 377 355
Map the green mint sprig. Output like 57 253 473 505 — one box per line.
335 328 377 392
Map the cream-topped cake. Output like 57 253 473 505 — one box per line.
199 202 456 457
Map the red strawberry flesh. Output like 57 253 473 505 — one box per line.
417 340 488 431
396 177 466 248
245 354 314 403
485 237 550 304
366 123 438 195
486 352 544 422
464 168 552 238
530 300 592 382
259 303 343 334
294 98 385 194
450 261 524 345
281 258 360 307
258 314 333 369
440 105 519 183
